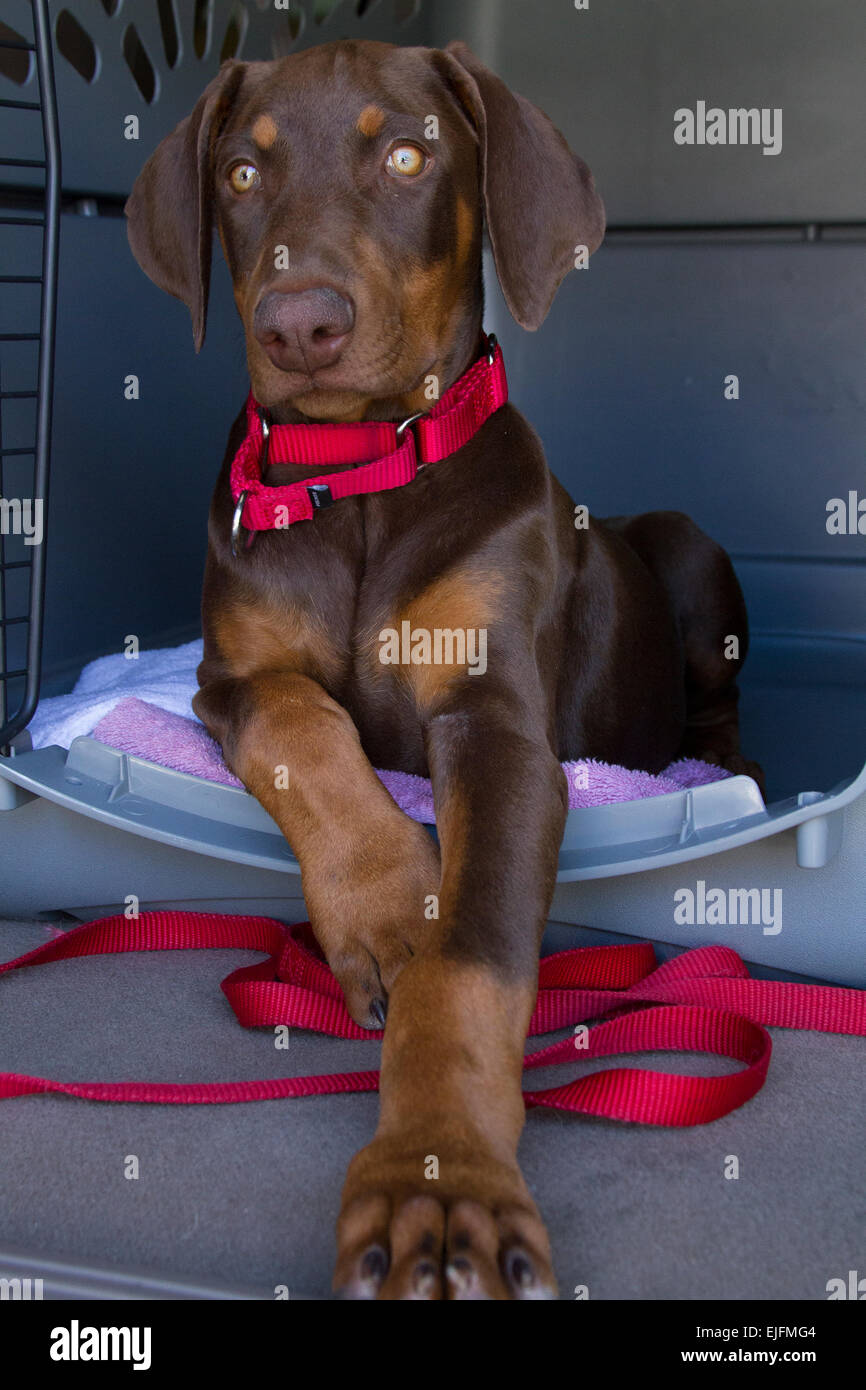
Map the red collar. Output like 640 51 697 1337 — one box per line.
230 335 507 554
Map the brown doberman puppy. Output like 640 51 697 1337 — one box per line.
126 39 760 1300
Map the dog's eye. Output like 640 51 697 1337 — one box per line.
228 162 261 194
386 144 427 178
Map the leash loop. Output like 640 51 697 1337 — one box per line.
1 912 864 1122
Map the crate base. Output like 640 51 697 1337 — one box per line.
1 737 864 985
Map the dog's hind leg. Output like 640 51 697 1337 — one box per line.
605 509 765 792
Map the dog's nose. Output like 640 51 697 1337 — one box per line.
253 286 355 373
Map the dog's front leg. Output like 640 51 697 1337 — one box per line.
193 670 440 1028
335 700 567 1300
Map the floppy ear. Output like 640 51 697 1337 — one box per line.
438 41 605 331
125 60 247 351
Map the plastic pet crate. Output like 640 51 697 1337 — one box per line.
0 0 864 989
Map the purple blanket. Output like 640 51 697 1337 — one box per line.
91 696 728 824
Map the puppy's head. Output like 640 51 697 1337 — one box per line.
126 39 604 422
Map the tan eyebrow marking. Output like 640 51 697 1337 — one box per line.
357 104 385 138
251 114 278 150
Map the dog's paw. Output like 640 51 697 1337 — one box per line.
306 822 440 1030
333 1141 557 1300
325 925 420 1031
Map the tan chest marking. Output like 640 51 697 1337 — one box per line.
214 599 342 687
373 569 505 710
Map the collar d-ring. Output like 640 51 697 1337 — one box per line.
230 489 250 559
396 410 424 439
231 408 271 558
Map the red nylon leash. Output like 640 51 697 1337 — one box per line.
230 337 508 534
2 912 864 1123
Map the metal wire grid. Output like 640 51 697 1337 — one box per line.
0 0 59 750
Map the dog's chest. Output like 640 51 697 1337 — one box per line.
216 484 503 773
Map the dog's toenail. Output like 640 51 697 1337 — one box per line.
370 998 387 1028
413 1260 438 1295
445 1257 474 1292
360 1246 388 1282
506 1251 534 1288
418 1230 436 1256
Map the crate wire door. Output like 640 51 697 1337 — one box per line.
0 0 59 750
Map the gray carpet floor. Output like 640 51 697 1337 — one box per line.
0 915 863 1301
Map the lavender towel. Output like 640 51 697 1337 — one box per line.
90 695 728 824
